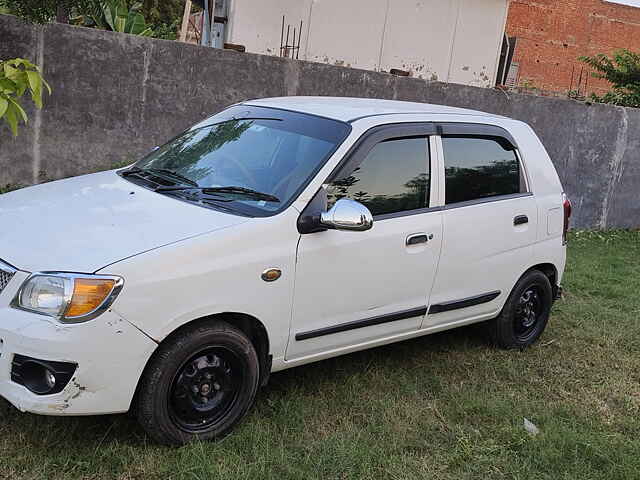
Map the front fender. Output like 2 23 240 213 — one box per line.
99 211 300 360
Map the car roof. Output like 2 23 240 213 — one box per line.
243 96 503 123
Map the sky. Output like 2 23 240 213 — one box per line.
606 0 640 7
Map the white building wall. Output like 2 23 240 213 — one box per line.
378 1 460 82
226 0 509 88
226 0 313 57
447 0 510 86
303 0 388 69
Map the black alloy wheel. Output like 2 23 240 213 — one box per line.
487 270 553 349
169 346 243 433
135 321 260 445
513 286 545 343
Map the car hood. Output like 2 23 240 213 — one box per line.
0 171 249 272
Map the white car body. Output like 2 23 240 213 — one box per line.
0 97 566 415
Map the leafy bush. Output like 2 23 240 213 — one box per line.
580 49 640 107
0 58 51 136
0 0 101 23
96 1 152 36
74 1 182 39
150 18 178 40
72 1 152 36
1 0 172 38
0 0 66 23
140 0 182 39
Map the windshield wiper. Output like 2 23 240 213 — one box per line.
204 186 280 202
156 185 280 203
120 167 143 176
146 168 198 187
119 166 197 187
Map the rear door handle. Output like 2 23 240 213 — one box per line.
406 233 431 246
514 215 529 226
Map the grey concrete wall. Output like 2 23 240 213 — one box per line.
1 15 638 229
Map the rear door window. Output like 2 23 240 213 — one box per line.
442 136 524 205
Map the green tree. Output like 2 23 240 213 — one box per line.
1 0 175 38
140 0 183 40
88 1 152 36
0 0 91 23
579 49 640 107
0 58 51 136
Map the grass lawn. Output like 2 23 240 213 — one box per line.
1 231 639 479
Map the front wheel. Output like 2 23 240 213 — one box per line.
135 321 260 445
487 270 553 349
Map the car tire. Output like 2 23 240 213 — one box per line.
487 270 553 349
135 320 260 445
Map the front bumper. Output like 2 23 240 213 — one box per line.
0 272 157 415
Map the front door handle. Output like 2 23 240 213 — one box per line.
406 233 430 246
514 215 529 226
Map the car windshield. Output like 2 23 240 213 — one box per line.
128 105 351 216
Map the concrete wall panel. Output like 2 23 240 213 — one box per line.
0 20 39 185
1 16 638 229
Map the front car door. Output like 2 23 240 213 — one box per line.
286 124 443 361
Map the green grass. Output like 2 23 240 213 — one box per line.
1 231 639 479
0 184 23 194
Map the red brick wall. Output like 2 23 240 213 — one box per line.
506 0 640 95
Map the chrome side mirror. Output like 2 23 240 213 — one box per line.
320 198 373 232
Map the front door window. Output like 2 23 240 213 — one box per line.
326 137 430 216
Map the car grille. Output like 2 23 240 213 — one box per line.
0 263 16 295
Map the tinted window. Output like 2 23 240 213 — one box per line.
442 136 522 205
129 105 351 217
327 137 429 216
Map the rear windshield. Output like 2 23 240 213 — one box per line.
130 105 351 217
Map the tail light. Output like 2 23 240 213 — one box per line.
562 193 572 245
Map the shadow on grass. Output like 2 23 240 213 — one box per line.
267 322 488 390
0 323 488 448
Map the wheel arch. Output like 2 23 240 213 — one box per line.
137 312 272 401
523 262 559 298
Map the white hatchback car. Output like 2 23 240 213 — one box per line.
0 97 571 444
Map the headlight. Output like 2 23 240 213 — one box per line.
12 273 124 323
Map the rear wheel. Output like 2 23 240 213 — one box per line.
135 321 260 445
487 270 553 349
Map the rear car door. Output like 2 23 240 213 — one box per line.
424 124 537 327
287 125 443 361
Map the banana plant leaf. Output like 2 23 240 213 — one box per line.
125 11 152 36
102 1 130 32
72 0 154 37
